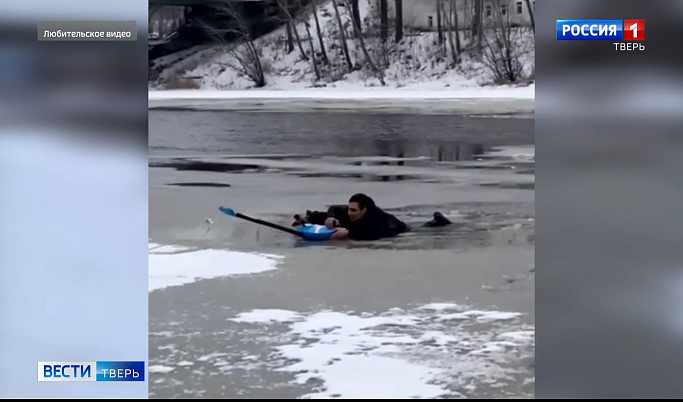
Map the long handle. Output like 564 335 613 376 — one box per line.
220 207 305 238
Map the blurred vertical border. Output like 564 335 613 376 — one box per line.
536 0 683 398
0 2 149 399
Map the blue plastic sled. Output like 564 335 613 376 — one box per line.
295 224 336 241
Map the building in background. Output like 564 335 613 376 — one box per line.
388 0 535 31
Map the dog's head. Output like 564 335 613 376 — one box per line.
292 213 308 227
292 210 329 226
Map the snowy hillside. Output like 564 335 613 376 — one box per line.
150 0 535 91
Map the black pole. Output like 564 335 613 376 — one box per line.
234 212 305 238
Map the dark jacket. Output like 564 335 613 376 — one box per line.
326 205 350 228
346 207 409 241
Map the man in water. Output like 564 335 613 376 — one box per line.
292 196 451 239
327 193 410 241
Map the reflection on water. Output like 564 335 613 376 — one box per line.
149 110 533 162
149 110 533 183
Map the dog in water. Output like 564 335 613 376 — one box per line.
422 211 452 227
292 205 348 227
292 210 326 226
293 207 452 228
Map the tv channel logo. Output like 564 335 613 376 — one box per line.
38 361 145 382
557 20 644 41
623 20 644 41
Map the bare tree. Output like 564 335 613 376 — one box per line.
286 21 295 53
363 0 388 67
480 0 531 83
461 0 472 43
304 20 321 80
471 0 482 36
277 0 309 60
450 0 461 54
472 0 483 51
524 0 535 33
351 0 362 37
436 0 444 45
378 0 389 66
197 3 267 87
394 0 403 42
443 0 458 65
311 1 329 64
344 0 385 85
379 0 388 43
332 0 354 71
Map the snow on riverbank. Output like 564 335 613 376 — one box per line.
148 85 535 113
150 0 535 92
149 84 535 101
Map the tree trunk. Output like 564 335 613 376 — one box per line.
292 21 308 60
451 0 461 54
345 0 385 85
304 21 320 80
445 0 458 65
475 0 483 50
380 0 388 43
332 0 354 71
462 0 471 42
351 0 362 37
436 0 443 45
394 0 403 43
286 21 295 53
278 0 308 59
312 4 329 64
471 0 483 53
524 0 535 33
472 0 482 38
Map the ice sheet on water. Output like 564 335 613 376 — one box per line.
227 302 533 398
230 309 303 324
148 243 282 292
417 303 463 312
149 365 175 374
483 145 536 161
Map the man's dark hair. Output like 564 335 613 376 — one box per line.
349 193 376 210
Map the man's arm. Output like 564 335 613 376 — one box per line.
326 205 349 229
347 225 382 241
330 228 349 240
325 217 340 229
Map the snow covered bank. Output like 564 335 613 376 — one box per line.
149 84 534 101
149 0 535 93
148 85 535 113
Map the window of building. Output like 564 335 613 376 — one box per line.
516 1 523 14
428 15 433 28
485 4 492 17
501 4 507 15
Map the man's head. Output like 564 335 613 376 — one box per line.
348 193 375 222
